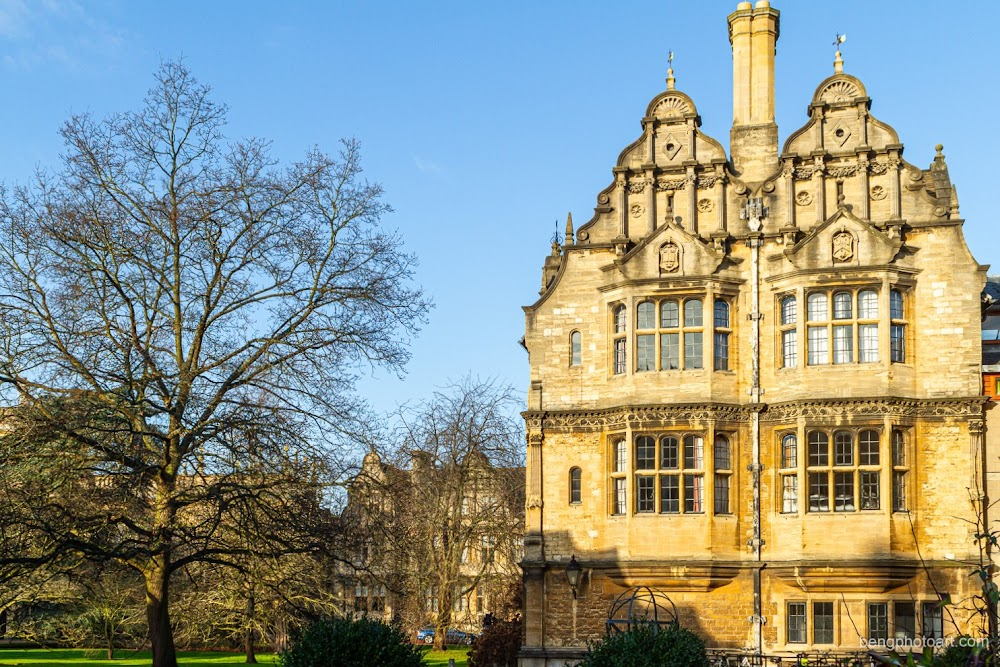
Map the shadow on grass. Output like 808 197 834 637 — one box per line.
0 650 277 667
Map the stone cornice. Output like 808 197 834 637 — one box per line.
523 397 986 432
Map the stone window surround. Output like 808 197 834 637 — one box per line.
775 426 912 515
775 284 911 370
782 598 945 647
607 431 734 517
609 292 736 376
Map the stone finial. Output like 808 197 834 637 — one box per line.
666 51 675 90
565 212 574 245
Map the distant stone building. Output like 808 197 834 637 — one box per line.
520 2 988 664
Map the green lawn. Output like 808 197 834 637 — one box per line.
0 648 468 667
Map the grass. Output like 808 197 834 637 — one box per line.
0 650 276 667
0 648 469 667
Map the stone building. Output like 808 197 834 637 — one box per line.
520 2 988 664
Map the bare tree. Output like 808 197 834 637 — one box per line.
358 379 525 651
0 61 428 667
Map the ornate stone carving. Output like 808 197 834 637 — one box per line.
819 79 861 103
697 176 720 189
630 203 644 218
659 241 681 274
526 497 543 509
577 230 589 242
656 178 687 191
697 198 714 212
761 398 985 423
598 193 611 205
653 95 693 118
828 165 858 178
832 230 855 262
527 432 544 446
870 185 887 201
793 168 815 181
970 419 985 435
627 180 648 194
868 161 889 175
795 191 812 206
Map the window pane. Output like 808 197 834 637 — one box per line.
660 476 679 513
636 436 655 470
834 471 855 511
684 435 704 469
809 472 829 512
571 331 582 366
807 293 828 321
684 299 703 327
613 478 626 515
891 324 905 363
894 601 916 640
781 296 797 325
714 435 731 470
782 329 798 368
637 301 656 329
637 334 655 371
892 431 906 467
684 331 703 369
860 430 880 465
787 602 807 643
615 440 627 472
614 306 627 333
782 434 798 468
891 289 904 320
714 332 729 371
661 437 679 469
782 475 798 513
833 292 852 319
808 432 829 466
714 475 730 514
833 324 853 363
808 327 829 365
834 431 853 466
868 603 888 642
859 290 879 318
636 476 655 512
860 471 880 510
714 300 730 328
814 602 834 644
893 471 907 512
614 338 627 375
922 603 943 640
661 300 679 328
661 333 680 370
859 324 879 362
570 468 581 504
684 475 704 513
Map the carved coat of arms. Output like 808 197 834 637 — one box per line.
659 241 681 274
832 230 854 262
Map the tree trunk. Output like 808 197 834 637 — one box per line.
244 627 257 664
145 560 177 667
243 576 257 663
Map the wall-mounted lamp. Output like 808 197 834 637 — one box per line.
565 554 582 599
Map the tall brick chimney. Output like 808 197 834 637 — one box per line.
728 0 780 183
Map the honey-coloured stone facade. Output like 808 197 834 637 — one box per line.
520 3 987 665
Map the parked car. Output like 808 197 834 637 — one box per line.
416 626 476 645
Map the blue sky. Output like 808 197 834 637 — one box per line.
0 1 996 415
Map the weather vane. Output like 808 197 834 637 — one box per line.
833 33 846 52
551 220 562 246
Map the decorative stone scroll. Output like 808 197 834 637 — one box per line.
522 398 986 431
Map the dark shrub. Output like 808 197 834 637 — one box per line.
279 617 424 667
468 615 522 667
577 623 708 667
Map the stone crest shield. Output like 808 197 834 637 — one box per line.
832 231 854 262
659 241 681 274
